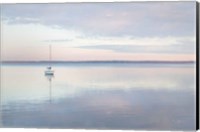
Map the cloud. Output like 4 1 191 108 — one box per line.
64 36 195 54
1 2 196 37
43 39 72 42
2 16 41 24
1 2 196 61
44 35 195 46
78 44 195 54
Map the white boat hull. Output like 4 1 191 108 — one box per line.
45 70 54 76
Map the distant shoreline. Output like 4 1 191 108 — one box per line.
1 60 195 64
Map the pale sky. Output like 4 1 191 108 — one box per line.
1 2 196 61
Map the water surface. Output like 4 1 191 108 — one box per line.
0 63 196 130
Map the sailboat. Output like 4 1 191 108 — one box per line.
45 45 54 76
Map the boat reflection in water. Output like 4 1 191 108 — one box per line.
45 73 54 103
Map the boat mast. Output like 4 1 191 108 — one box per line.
49 44 51 67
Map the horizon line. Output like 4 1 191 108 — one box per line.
1 60 196 63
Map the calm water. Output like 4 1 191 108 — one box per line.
0 63 196 130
